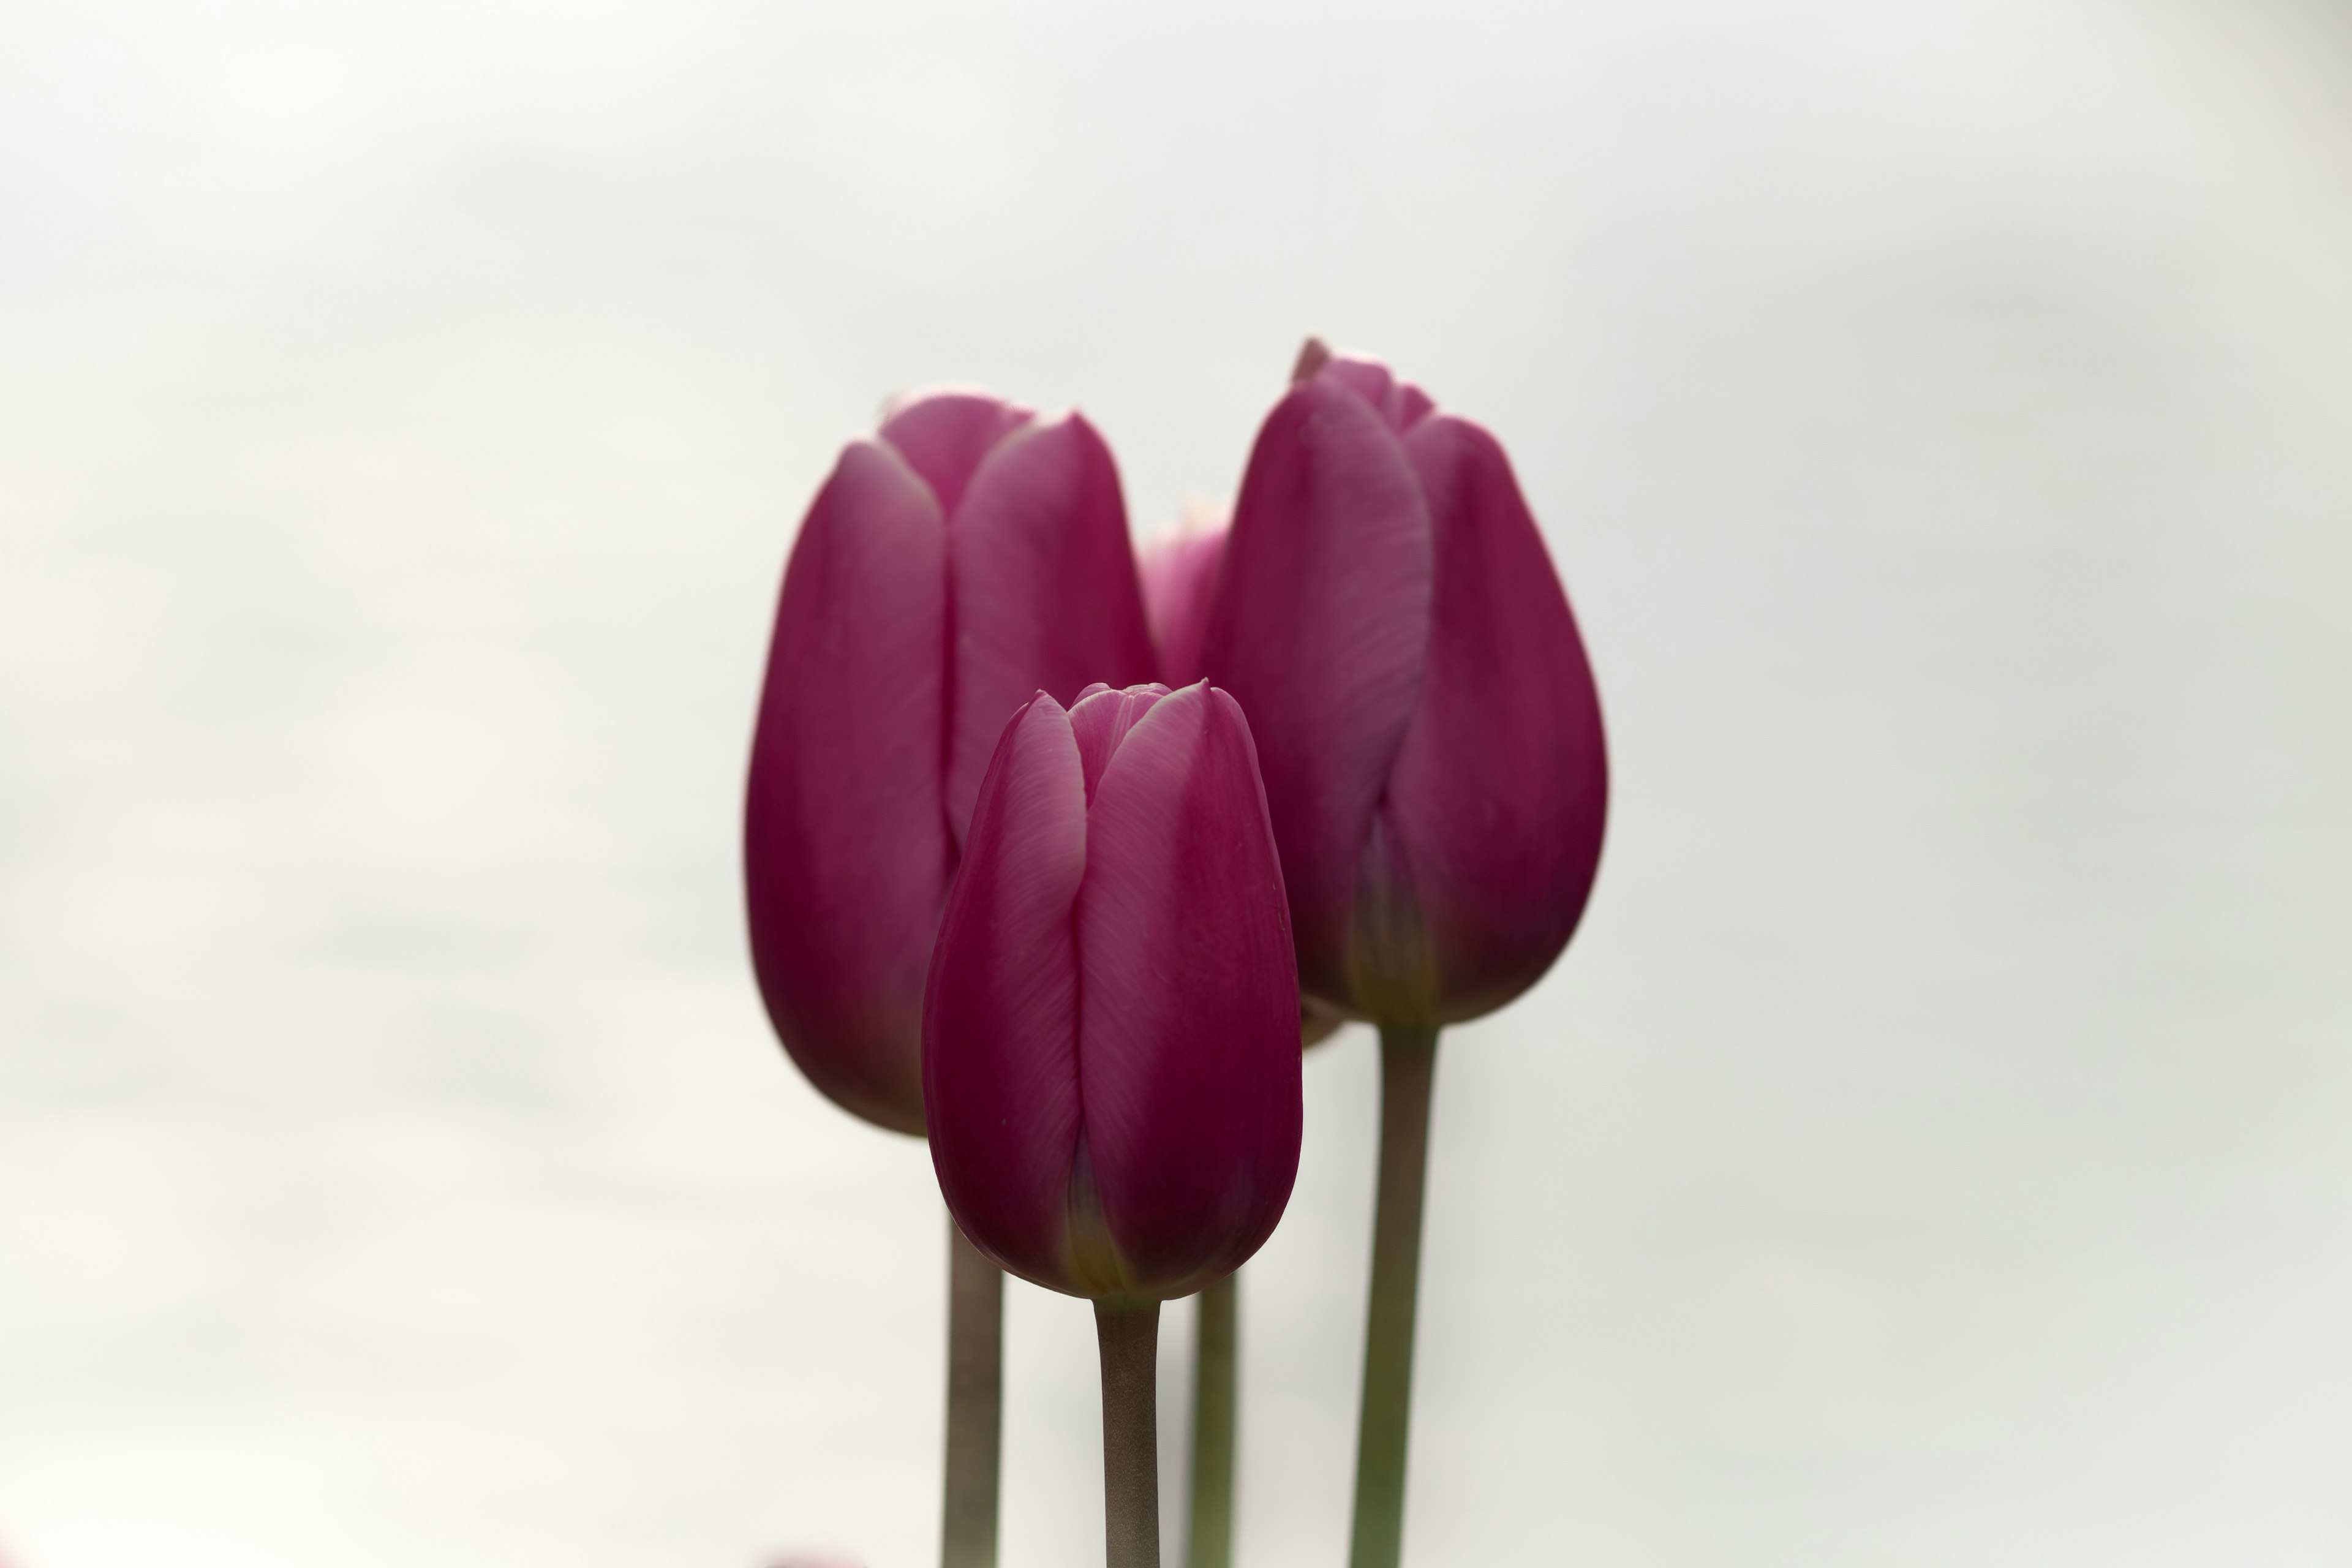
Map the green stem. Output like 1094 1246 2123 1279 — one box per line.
1185 1272 1238 1568
941 1219 1003 1568
1095 1297 1163 1568
1348 1027 1440 1568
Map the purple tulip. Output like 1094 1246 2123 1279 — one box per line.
1199 343 1607 1029
923 680 1303 1302
744 390 1158 1134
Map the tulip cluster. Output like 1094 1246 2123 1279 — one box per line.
744 344 1605 1568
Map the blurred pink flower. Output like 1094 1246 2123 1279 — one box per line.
1137 497 1229 688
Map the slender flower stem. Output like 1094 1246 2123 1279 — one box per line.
1095 1298 1164 1568
1348 1027 1441 1568
941 1219 1004 1568
1184 1272 1238 1568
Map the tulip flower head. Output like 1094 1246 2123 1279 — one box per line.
745 391 1159 1134
924 681 1303 1302
1199 342 1608 1029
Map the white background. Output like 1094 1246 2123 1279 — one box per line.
4 0 2350 1563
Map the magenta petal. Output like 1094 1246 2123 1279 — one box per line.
1137 514 1229 687
922 695 1090 1292
745 440 949 1134
1381 414 1609 1022
1390 380 1436 431
1310 350 1433 434
1069 682 1171 804
1075 685 1303 1297
1200 379 1434 1011
1313 352 1398 416
878 390 1035 518
945 413 1159 842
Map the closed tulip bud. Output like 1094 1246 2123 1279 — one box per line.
923 680 1303 1303
745 390 1158 1134
1200 342 1608 1030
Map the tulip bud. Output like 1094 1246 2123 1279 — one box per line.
1200 345 1608 1028
923 681 1303 1302
745 391 1159 1134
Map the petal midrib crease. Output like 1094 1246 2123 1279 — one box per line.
1058 683 1180 1298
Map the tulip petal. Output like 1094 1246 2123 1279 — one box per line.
1343 799 1441 1025
1075 685 1302 1297
1381 414 1609 1022
878 390 1035 519
923 695 1090 1291
1314 352 1396 415
1389 380 1436 432
1069 682 1171 804
1138 508 1229 687
745 440 949 1134
1200 378 1433 1009
1311 350 1435 434
946 413 1159 842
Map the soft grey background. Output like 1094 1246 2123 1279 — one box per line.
4 0 2350 1562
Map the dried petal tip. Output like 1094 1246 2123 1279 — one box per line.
1291 336 1333 384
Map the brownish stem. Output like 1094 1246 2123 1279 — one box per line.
1096 1297 1163 1568
1185 1272 1238 1568
941 1219 1003 1568
1348 1027 1440 1568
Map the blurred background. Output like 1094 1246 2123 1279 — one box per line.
4 0 2351 1562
